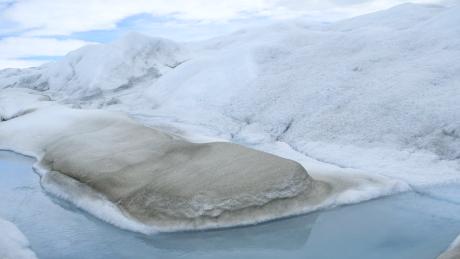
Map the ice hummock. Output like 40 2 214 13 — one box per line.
0 32 188 100
0 218 37 259
0 89 405 233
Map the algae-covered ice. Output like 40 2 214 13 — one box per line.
0 98 318 231
0 89 403 232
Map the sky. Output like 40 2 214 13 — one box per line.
0 0 450 69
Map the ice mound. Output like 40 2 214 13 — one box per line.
0 32 187 100
0 104 329 231
0 218 37 259
0 88 52 121
0 89 406 232
140 3 460 186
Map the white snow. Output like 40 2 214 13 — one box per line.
0 218 37 259
0 32 187 100
138 3 460 189
0 88 52 121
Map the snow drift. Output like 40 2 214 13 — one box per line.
0 218 37 259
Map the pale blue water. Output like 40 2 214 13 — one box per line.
1 150 459 259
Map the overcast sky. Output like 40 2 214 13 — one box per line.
0 0 450 69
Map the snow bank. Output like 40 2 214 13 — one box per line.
0 88 52 121
0 218 37 259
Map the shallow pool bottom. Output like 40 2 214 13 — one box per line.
1 150 459 259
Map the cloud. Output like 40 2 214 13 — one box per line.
2 0 274 36
1 0 446 37
0 36 92 68
0 58 43 68
0 36 91 58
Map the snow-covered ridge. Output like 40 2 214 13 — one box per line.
0 32 187 100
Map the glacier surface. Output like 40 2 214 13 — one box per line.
1 4 459 186
0 3 459 235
